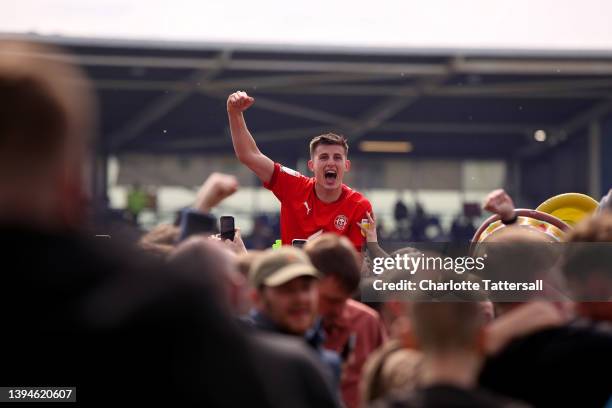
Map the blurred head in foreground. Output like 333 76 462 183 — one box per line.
0 40 96 230
410 300 484 354
169 237 247 315
563 213 612 321
479 226 562 315
409 300 485 388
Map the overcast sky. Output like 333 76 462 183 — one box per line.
3 0 612 50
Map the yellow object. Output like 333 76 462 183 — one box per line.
360 219 370 237
477 217 566 243
536 193 599 227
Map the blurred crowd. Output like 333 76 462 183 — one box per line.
119 196 478 249
2 40 612 408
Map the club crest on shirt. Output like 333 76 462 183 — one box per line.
334 214 348 231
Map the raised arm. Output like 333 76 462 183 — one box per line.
226 91 274 184
483 188 516 223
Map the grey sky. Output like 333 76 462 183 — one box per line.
3 0 612 50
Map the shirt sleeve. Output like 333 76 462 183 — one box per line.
376 311 388 345
263 163 309 202
347 201 373 252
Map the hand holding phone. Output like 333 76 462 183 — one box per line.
220 216 236 241
179 209 217 241
292 239 307 249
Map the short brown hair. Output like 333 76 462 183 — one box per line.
304 233 360 294
309 133 349 157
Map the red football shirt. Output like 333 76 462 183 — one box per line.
323 299 387 408
264 163 372 251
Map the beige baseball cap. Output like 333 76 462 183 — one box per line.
249 246 320 288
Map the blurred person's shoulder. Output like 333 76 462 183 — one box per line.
480 320 612 377
0 224 223 402
484 319 612 362
247 331 339 408
336 300 387 353
0 224 132 282
371 384 530 408
0 223 206 320
249 329 329 367
346 298 381 320
361 339 423 404
479 320 612 408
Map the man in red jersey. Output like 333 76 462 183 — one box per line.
227 91 373 251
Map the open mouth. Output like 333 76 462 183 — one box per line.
324 169 337 182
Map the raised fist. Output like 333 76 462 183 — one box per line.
194 172 239 213
483 189 515 221
227 91 255 113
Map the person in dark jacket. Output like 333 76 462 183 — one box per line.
479 213 612 408
0 40 337 408
372 301 529 408
247 246 342 387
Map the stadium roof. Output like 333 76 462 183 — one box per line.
4 33 612 161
